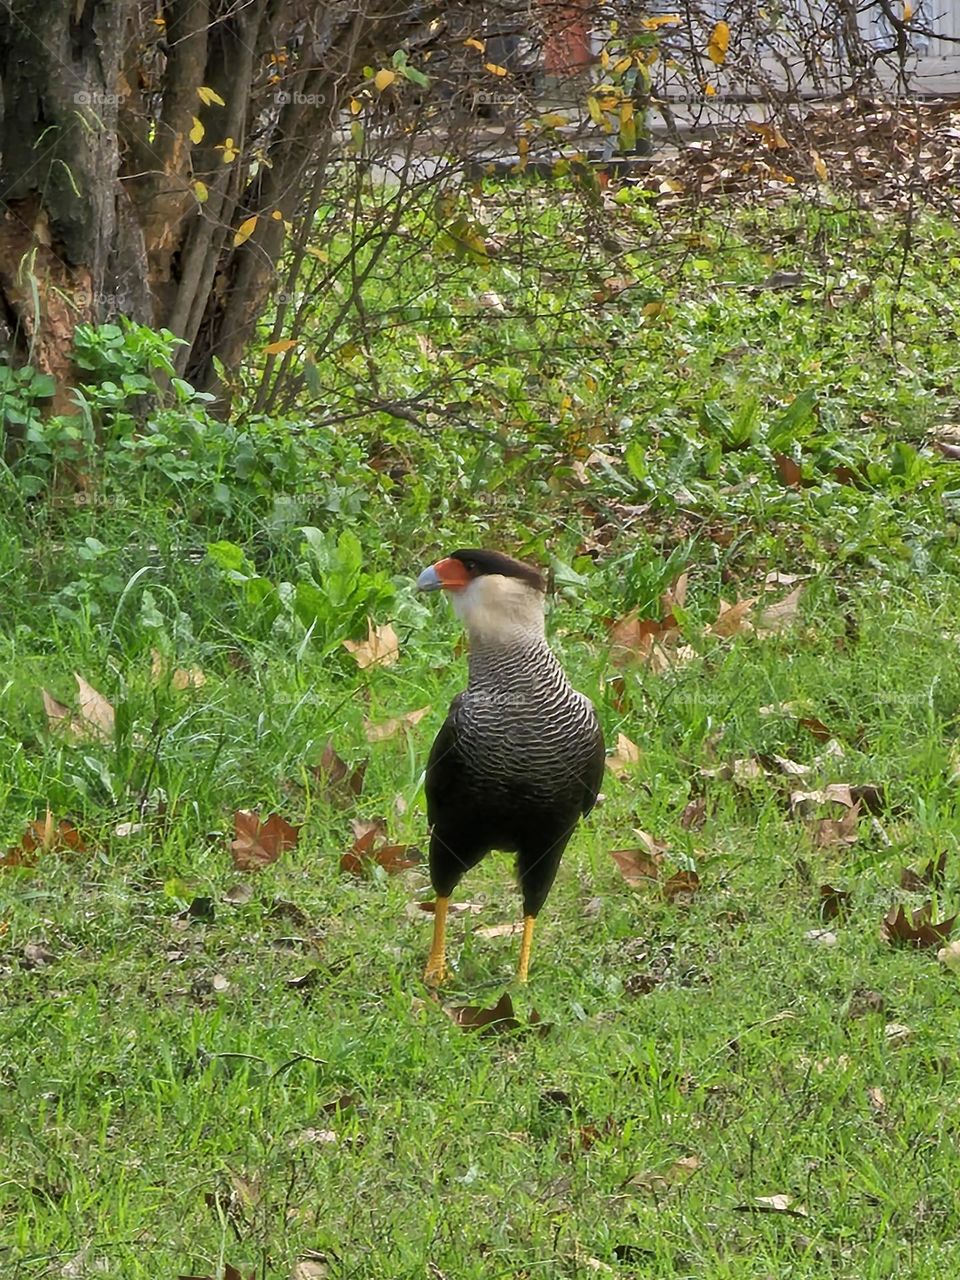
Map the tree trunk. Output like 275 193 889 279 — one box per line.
0 0 142 410
0 0 442 414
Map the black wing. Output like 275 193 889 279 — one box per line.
424 693 467 827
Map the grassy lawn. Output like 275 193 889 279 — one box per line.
4 192 960 1277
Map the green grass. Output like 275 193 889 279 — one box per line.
5 191 960 1277
4 574 960 1278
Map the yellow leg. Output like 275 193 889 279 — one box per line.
516 915 536 984
424 896 449 986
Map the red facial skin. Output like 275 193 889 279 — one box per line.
431 557 472 591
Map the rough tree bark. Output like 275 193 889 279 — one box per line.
0 0 439 408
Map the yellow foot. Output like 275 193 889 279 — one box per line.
423 957 448 987
424 895 449 987
516 915 536 984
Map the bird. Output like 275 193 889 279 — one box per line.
416 548 605 985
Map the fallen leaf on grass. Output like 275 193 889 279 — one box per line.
899 851 947 892
150 648 206 690
230 810 300 871
774 453 806 488
813 802 860 848
819 884 851 921
662 870 700 902
576 1115 617 1151
607 588 694 671
2 812 85 869
755 585 804 633
605 732 640 779
709 597 756 638
311 740 367 805
766 752 810 778
444 991 550 1036
364 706 430 742
21 941 56 968
882 903 955 949
680 795 707 830
798 715 833 743
789 785 854 816
342 618 399 669
340 819 421 876
413 899 483 917
42 675 115 741
626 1154 702 1191
735 1194 808 1218
867 1085 886 1114
474 920 524 939
609 835 665 887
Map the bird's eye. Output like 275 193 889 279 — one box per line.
461 559 476 572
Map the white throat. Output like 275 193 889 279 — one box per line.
450 574 546 647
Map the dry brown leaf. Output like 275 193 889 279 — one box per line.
343 618 399 669
680 795 707 830
2 811 85 870
627 1154 702 1191
732 757 765 783
767 753 810 778
41 688 74 732
662 572 688 615
608 611 678 666
74 674 115 738
230 809 300 871
867 1085 886 1114
340 819 421 877
755 585 804 633
311 740 367 805
474 920 524 939
882 902 955 949
798 715 833 742
363 705 430 742
610 832 665 887
42 676 115 742
819 883 851 921
415 899 483 917
737 1194 808 1218
444 991 549 1036
899 851 947 892
813 802 860 848
775 453 805 487
151 648 206 690
605 732 640 779
663 869 700 902
709 597 756 638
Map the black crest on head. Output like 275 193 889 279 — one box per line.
450 549 546 593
